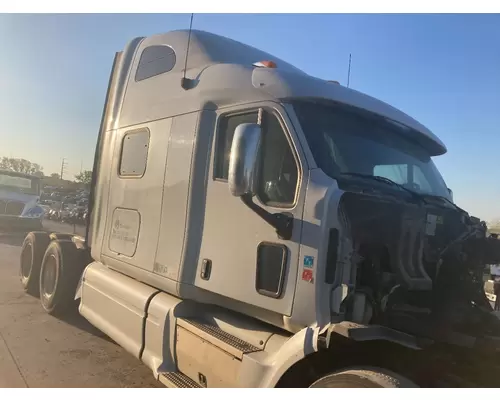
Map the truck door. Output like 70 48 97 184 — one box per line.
194 104 307 316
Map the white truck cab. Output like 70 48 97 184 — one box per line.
19 30 500 388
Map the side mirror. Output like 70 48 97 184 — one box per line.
228 122 294 240
228 123 262 197
447 188 453 202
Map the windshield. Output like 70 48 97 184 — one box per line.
292 101 451 199
0 173 40 195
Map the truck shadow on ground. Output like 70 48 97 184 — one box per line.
0 231 28 246
22 291 114 343
57 309 114 344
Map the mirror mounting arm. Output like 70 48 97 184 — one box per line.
240 193 294 240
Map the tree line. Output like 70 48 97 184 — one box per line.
0 157 92 185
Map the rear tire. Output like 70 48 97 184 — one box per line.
309 367 418 388
39 240 84 316
20 231 51 296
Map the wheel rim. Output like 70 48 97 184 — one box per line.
41 254 58 298
20 243 33 279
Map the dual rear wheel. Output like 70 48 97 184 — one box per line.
20 232 86 316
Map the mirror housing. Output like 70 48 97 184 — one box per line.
228 123 262 197
447 188 453 202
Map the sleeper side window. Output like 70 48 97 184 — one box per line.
135 45 176 82
215 110 299 207
119 129 150 177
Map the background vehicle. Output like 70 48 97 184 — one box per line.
19 30 500 388
0 170 44 230
46 205 59 220
59 203 74 222
68 205 87 225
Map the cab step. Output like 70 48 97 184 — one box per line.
159 372 202 388
177 317 260 359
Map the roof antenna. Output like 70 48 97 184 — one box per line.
347 53 352 88
181 13 194 90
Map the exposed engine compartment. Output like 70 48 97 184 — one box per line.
338 190 500 350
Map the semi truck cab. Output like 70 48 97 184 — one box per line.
20 29 500 388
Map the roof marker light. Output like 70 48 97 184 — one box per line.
253 61 277 68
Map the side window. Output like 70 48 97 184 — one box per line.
257 112 298 207
214 110 299 207
135 45 176 82
119 129 150 177
214 112 258 180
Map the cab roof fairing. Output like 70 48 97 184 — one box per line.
251 67 447 157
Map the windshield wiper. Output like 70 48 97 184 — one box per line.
418 193 466 213
339 172 425 202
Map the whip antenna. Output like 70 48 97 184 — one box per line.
347 53 352 88
181 13 194 90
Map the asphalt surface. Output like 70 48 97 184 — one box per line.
0 220 162 388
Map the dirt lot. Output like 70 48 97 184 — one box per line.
0 221 161 388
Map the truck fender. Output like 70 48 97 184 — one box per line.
259 325 320 388
318 321 428 350
261 322 428 388
261 321 432 387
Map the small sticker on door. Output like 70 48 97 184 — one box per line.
303 256 314 268
302 269 314 283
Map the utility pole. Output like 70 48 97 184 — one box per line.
80 159 83 174
60 158 67 181
347 53 352 88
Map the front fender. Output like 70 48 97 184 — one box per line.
319 321 427 350
260 321 426 387
259 325 320 388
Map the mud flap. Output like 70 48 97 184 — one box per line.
74 274 83 301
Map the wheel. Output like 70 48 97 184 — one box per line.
20 231 51 296
309 367 418 388
39 240 85 316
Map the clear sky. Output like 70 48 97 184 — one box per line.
0 13 498 221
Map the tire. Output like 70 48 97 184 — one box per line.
309 367 418 388
39 240 84 316
20 231 51 296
